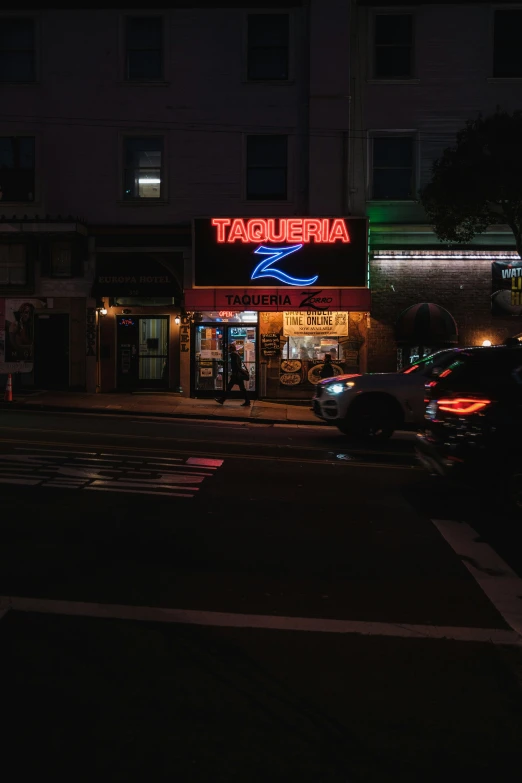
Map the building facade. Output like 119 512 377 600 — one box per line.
350 0 522 371
0 2 372 398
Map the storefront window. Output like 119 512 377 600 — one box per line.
283 336 339 360
197 311 258 323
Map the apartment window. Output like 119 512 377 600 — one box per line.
372 136 414 200
0 136 35 202
50 242 72 277
247 14 289 81
0 244 27 285
0 18 35 82
374 14 413 79
123 137 163 200
246 135 287 200
125 17 163 81
493 10 522 78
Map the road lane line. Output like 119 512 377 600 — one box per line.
1 596 520 645
84 486 193 498
431 519 522 637
0 436 420 470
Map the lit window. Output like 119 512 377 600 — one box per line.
0 136 35 202
246 135 287 201
0 18 35 83
493 10 522 78
125 17 163 81
247 14 289 81
123 137 163 200
374 14 413 80
0 244 27 285
372 136 414 200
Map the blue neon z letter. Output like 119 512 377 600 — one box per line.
251 245 318 286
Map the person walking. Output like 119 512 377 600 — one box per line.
319 353 335 380
215 343 250 406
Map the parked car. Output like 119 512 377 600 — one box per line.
416 345 522 510
312 348 462 438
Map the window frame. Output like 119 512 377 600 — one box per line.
0 134 37 205
120 13 168 84
0 242 28 287
49 241 73 278
491 5 522 80
370 9 416 83
368 131 419 202
244 133 290 203
118 132 168 205
0 14 38 85
243 9 293 84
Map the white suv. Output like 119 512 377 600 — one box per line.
312 349 462 438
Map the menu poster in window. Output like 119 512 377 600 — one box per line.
261 333 280 356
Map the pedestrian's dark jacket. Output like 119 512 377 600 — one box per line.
319 359 335 379
230 351 241 375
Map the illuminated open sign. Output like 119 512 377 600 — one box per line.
120 318 135 327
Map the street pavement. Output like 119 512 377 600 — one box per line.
1 409 522 780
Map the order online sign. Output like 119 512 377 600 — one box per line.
193 217 368 288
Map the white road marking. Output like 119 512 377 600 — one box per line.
431 519 522 637
0 447 222 498
0 595 520 645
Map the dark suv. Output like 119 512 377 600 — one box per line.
416 346 522 510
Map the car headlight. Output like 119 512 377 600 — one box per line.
325 381 355 395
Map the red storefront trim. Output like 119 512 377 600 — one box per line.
184 288 371 312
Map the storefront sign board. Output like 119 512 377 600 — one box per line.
492 259 522 315
283 311 348 337
184 288 370 312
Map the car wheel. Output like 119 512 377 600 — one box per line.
338 399 399 440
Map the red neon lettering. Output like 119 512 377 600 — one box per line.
266 218 286 243
247 219 266 242
211 218 351 244
328 218 350 243
211 218 231 243
227 218 249 243
303 219 322 242
218 311 235 317
287 219 303 242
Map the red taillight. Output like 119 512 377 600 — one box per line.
437 398 492 415
403 364 419 374
439 368 452 378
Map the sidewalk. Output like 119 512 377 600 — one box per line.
0 389 324 426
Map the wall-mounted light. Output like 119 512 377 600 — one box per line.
174 315 181 325
96 299 108 316
99 307 108 316
482 339 492 347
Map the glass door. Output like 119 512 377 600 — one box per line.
193 323 257 396
138 317 168 388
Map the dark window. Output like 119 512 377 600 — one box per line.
123 137 163 200
246 135 287 201
493 10 522 78
0 18 35 82
126 17 163 81
247 14 289 81
372 136 414 200
0 136 35 202
436 350 522 394
0 244 27 285
50 242 72 277
374 14 413 79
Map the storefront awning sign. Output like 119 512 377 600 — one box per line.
283 311 348 337
93 253 182 298
184 287 371 312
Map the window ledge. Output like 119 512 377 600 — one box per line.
243 79 295 86
487 77 522 83
367 199 419 204
367 79 420 85
117 199 170 206
118 80 170 87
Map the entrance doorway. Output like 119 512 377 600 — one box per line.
193 319 257 398
117 315 169 390
34 313 70 389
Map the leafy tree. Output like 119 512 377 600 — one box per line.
419 110 522 256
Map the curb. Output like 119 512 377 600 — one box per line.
0 401 327 427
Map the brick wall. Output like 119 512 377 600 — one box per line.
368 257 520 371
